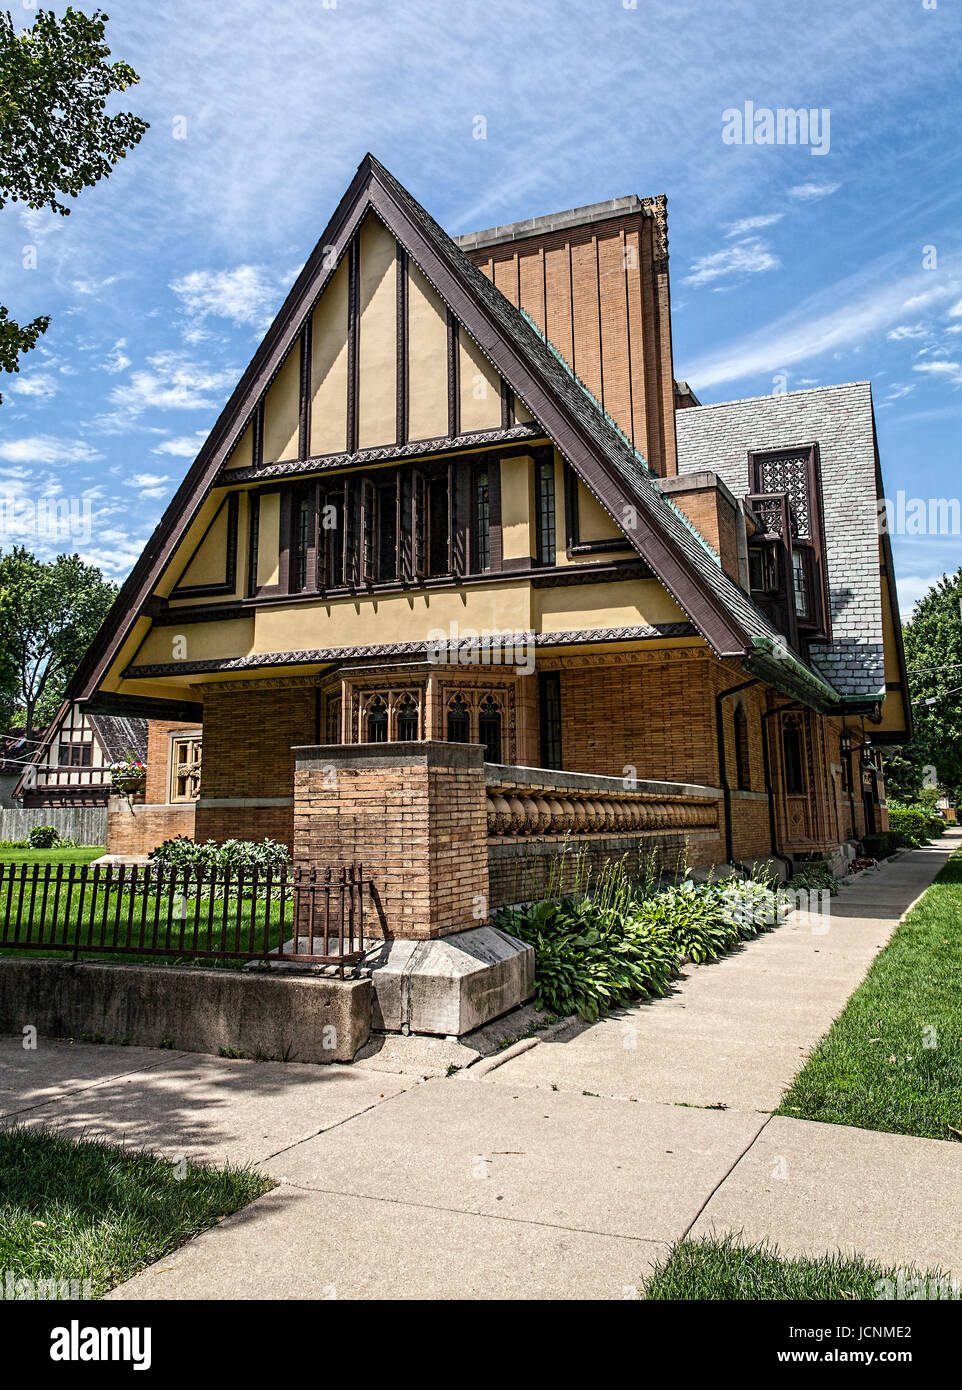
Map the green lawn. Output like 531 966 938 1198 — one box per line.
0 860 297 966
0 1125 273 1298
0 846 105 865
778 848 962 1140
644 1233 959 1300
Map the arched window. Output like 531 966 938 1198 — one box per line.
478 695 503 764
447 694 470 744
366 695 388 743
396 694 419 741
734 702 751 791
783 716 804 795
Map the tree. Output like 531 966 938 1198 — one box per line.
883 569 962 803
0 546 117 734
0 7 147 392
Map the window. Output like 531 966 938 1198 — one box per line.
170 736 201 803
396 694 419 740
428 477 449 576
538 671 563 770
365 695 388 743
478 695 503 763
319 488 343 588
782 717 804 796
792 547 813 619
447 694 470 743
475 466 490 571
59 742 92 768
377 480 398 581
733 703 751 791
325 695 341 744
748 445 830 640
292 487 316 591
247 495 260 596
536 454 556 565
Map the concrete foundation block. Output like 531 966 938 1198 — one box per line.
364 926 535 1037
0 959 371 1063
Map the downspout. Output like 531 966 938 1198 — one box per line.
761 699 800 878
715 677 760 866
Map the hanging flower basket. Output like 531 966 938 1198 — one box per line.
110 759 147 794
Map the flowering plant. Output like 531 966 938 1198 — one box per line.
109 758 147 789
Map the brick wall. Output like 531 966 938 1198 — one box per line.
106 800 195 856
192 681 317 849
144 720 201 805
547 651 721 785
466 210 677 476
293 742 488 939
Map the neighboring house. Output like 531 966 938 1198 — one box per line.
63 155 909 875
14 703 148 808
0 732 33 809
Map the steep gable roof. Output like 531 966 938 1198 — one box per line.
69 155 841 712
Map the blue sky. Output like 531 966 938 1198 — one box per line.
1 0 959 617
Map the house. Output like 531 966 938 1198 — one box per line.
66 156 910 910
13 703 148 808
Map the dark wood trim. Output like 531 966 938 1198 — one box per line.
347 234 360 455
568 537 634 556
157 559 655 626
219 421 546 486
500 377 514 429
82 691 204 722
488 453 503 571
170 492 239 599
124 622 701 681
396 241 408 446
447 309 460 438
562 457 631 557
252 402 264 471
298 319 312 461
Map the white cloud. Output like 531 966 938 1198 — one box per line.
897 572 944 621
948 299 962 318
684 237 779 287
126 473 171 488
151 433 206 458
913 360 962 384
681 257 962 389
108 352 238 414
102 340 131 374
887 324 927 341
0 436 100 465
7 372 59 400
170 265 285 330
788 181 841 200
725 212 784 237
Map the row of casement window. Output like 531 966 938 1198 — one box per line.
248 455 557 596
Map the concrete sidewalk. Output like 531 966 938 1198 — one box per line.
2 829 958 1299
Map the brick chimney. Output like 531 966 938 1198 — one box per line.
457 194 678 476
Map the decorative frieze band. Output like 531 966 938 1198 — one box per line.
486 781 718 838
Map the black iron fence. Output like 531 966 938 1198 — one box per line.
0 862 367 974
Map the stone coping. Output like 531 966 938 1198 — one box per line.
485 762 721 801
293 740 484 771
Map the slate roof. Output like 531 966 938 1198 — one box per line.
87 713 148 764
674 383 885 699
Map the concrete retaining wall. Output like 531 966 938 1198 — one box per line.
0 959 371 1064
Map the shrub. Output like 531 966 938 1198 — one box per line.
148 836 291 874
495 867 785 1020
786 862 843 896
27 825 59 849
887 805 931 848
862 831 900 859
